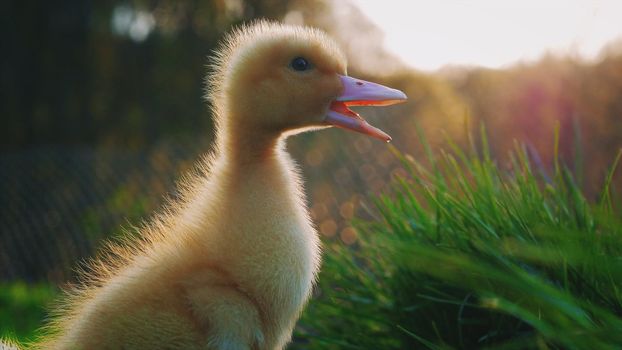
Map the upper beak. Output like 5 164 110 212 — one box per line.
324 75 407 142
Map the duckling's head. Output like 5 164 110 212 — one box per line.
207 21 406 143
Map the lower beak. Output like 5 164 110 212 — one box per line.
324 75 407 142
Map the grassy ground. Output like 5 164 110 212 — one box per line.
295 128 622 349
0 282 56 344
3 130 622 349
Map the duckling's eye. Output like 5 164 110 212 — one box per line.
290 57 311 72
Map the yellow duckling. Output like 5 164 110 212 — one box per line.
11 21 406 350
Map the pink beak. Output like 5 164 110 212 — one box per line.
324 75 407 142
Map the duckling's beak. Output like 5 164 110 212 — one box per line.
325 75 407 142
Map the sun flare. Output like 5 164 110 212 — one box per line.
353 0 622 71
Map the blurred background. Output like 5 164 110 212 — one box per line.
1 0 621 341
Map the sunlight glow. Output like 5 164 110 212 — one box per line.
352 0 622 71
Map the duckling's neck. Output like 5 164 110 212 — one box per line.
216 119 284 167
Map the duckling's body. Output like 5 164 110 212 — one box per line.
14 21 406 350
42 142 317 349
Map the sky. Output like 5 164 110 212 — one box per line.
352 0 622 71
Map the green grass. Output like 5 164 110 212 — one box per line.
295 127 622 349
0 282 56 343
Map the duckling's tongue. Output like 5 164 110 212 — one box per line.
325 75 407 142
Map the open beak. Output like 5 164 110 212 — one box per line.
325 75 407 142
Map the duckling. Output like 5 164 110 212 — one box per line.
21 21 406 350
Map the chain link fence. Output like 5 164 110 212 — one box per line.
1 133 396 285
1 141 203 283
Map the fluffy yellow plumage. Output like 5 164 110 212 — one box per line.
5 20 405 350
